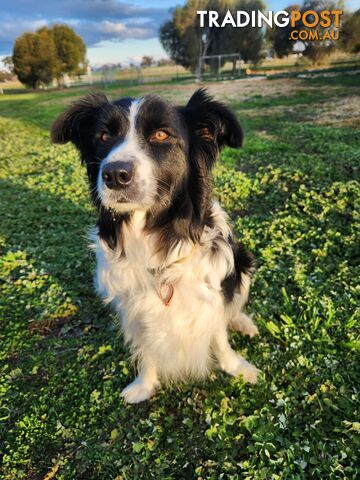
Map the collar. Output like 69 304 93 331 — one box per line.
146 248 194 307
147 266 174 307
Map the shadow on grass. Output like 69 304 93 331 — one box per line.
0 178 94 290
0 179 129 468
0 176 114 348
0 177 112 353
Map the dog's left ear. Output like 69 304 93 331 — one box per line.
51 92 109 150
181 89 243 167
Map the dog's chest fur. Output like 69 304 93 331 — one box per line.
92 202 235 379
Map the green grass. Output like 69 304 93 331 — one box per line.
0 74 359 479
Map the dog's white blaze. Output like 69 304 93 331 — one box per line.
107 98 141 159
98 98 156 210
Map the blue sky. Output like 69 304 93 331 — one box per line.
1 0 358 67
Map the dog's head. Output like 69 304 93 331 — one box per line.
51 89 243 249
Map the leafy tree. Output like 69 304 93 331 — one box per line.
159 20 192 69
341 9 360 53
300 0 344 64
140 56 154 67
52 24 87 79
160 0 266 72
268 4 301 58
157 58 174 66
221 0 267 64
270 0 345 64
173 1 204 72
13 29 59 88
12 24 87 88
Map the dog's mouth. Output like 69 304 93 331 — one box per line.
114 192 133 203
101 184 153 212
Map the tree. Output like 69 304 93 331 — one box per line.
12 24 87 88
52 24 87 79
159 7 202 73
221 0 267 64
159 0 266 72
141 56 154 67
301 0 344 64
270 0 344 64
157 58 174 66
13 29 59 88
159 20 191 69
341 9 360 53
268 4 301 58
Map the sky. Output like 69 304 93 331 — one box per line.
0 0 359 67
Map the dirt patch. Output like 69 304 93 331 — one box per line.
309 96 360 127
147 77 308 104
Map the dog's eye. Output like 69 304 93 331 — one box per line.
150 130 170 142
100 132 111 142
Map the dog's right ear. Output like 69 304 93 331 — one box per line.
51 92 109 148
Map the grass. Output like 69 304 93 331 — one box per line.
0 73 359 480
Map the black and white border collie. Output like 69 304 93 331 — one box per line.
51 89 259 403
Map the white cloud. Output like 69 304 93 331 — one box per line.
0 19 47 42
95 20 154 40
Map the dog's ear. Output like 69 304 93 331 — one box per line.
51 92 109 149
181 88 243 169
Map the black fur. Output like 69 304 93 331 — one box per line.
221 240 256 303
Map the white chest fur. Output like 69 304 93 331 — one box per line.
91 204 237 380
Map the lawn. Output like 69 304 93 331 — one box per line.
0 73 359 479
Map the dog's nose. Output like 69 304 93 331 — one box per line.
102 161 134 189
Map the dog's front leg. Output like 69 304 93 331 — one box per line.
120 356 159 404
213 325 259 384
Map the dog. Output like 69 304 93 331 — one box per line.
51 89 259 403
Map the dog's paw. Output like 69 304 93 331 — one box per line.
231 313 259 338
120 380 157 404
238 360 259 384
222 355 259 384
241 322 259 338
